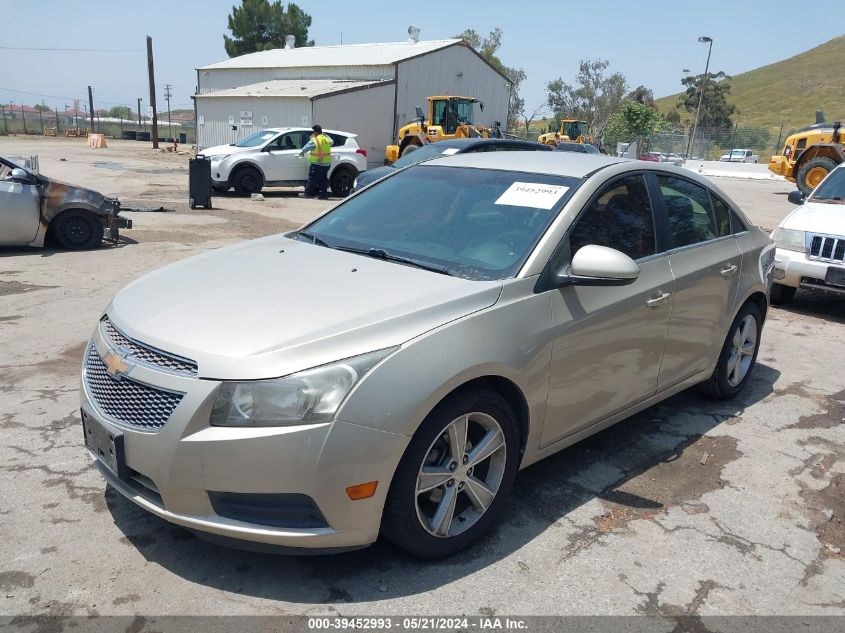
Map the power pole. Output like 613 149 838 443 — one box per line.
87 85 95 133
146 35 159 148
164 83 173 140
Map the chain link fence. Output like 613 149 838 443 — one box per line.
0 108 195 143
646 125 782 162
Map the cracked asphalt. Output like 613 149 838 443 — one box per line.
1 138 843 620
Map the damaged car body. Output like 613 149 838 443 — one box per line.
0 155 132 250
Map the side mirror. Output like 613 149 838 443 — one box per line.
787 190 805 205
9 168 32 183
554 244 640 287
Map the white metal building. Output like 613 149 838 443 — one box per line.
194 37 512 165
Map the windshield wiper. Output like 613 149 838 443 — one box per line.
334 245 452 275
292 230 332 247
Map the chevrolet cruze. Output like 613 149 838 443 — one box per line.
80 152 774 558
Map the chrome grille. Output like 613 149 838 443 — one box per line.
808 233 845 263
101 316 197 376
84 346 183 431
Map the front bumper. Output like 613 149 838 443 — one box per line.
79 322 409 551
773 247 845 294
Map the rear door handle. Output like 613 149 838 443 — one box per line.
646 291 672 307
720 264 738 277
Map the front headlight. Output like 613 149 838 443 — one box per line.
210 154 230 162
210 348 396 427
772 227 806 252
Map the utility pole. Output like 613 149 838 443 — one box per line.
137 98 142 129
146 35 159 148
164 83 173 140
87 85 95 133
685 36 713 164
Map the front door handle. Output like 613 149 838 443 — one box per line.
720 264 738 277
646 291 672 307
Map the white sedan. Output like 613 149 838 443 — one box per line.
770 164 845 304
201 128 368 197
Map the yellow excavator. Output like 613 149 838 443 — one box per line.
385 96 501 163
768 112 843 196
538 118 592 146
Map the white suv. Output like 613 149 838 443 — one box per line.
770 164 845 304
201 128 367 197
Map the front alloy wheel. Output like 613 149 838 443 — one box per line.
415 412 506 538
382 389 519 558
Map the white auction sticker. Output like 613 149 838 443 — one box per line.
495 182 569 210
441 147 460 155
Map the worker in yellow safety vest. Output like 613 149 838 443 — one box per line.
298 124 334 199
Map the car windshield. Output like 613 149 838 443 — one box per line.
810 168 845 203
297 165 581 280
392 143 463 168
233 130 278 147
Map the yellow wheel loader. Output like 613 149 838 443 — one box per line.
385 96 501 163
768 112 843 196
537 119 592 146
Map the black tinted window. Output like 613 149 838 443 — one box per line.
327 133 348 147
570 175 655 260
657 175 725 247
709 194 734 236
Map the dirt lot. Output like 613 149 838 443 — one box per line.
1 137 843 620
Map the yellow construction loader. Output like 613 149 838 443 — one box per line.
769 113 843 195
385 96 501 163
538 119 592 146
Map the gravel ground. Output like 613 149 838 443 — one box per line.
1 137 843 622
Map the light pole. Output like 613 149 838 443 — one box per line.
684 36 713 164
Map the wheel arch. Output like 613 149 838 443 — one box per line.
734 290 769 325
794 144 844 172
428 375 531 458
230 160 266 182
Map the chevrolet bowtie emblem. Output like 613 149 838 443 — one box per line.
103 351 130 378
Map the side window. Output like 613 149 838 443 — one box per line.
657 175 721 248
269 133 300 151
569 174 656 260
327 133 347 147
709 193 735 236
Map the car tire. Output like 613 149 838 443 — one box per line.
51 210 102 250
796 157 837 196
382 388 520 558
232 166 263 195
770 283 796 306
699 302 762 400
329 166 357 198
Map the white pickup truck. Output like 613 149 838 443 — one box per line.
719 148 759 163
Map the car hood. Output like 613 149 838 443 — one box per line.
108 235 503 380
781 201 845 235
201 144 256 158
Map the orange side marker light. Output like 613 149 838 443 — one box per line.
346 481 378 500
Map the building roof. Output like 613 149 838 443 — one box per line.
198 39 461 71
193 78 391 99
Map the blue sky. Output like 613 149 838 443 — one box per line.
1 0 842 115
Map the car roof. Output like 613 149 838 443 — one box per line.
425 151 628 178
428 137 547 149
264 127 355 137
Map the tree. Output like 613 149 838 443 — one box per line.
546 59 627 137
662 108 682 127
454 28 525 128
603 101 661 149
678 71 735 129
520 102 549 138
33 104 51 112
224 0 313 58
624 85 654 108
107 106 132 120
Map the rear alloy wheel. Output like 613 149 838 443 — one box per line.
329 167 357 198
52 210 102 250
770 283 797 306
233 166 263 195
699 302 762 399
796 157 837 196
382 389 519 558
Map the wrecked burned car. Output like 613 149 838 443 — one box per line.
0 155 131 250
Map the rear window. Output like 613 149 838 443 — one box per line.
327 133 348 147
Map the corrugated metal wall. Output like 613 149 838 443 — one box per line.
196 96 311 149
312 83 396 168
199 66 395 94
395 45 510 135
